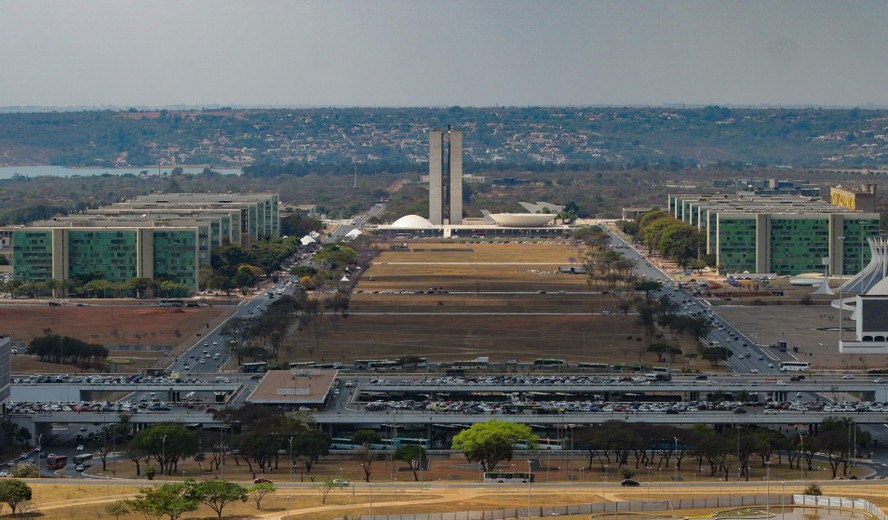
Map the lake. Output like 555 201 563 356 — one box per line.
0 165 241 180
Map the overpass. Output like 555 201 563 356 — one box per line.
10 381 242 403
362 378 888 403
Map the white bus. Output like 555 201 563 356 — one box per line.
483 471 535 483
779 361 811 372
537 438 563 451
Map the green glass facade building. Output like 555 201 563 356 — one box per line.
668 194 880 276
9 192 279 294
11 227 202 291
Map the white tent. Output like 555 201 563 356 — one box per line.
344 229 363 240
300 235 316 246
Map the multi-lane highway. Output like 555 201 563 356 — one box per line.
603 227 793 375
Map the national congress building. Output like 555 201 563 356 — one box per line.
9 193 279 293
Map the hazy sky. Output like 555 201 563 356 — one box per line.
2 0 886 108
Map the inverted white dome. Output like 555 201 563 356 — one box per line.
391 214 435 228
489 213 554 227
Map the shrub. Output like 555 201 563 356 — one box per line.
804 482 822 496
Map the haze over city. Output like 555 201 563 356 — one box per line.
2 0 886 109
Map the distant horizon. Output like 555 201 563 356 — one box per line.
1 102 887 114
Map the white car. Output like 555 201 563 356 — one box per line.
842 375 855 380
76 444 84 451
332 479 350 487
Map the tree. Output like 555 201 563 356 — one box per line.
221 316 256 365
293 429 331 472
191 480 248 518
353 429 382 482
0 478 31 515
700 346 733 368
249 482 276 510
126 483 199 520
634 280 662 298
314 244 358 269
316 477 338 505
394 444 427 481
126 277 158 299
105 502 130 520
814 417 856 478
237 431 280 476
451 421 537 472
124 442 148 476
130 423 199 476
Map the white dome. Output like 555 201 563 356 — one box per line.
391 214 435 228
489 213 554 227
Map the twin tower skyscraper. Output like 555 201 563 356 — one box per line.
428 128 463 225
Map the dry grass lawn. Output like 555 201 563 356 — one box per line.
10 479 888 519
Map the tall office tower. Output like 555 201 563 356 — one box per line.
428 129 463 225
448 130 463 224
429 130 444 225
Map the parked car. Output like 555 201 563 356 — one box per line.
620 479 640 487
253 477 273 484
332 479 351 487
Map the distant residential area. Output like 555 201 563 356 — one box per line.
0 106 886 170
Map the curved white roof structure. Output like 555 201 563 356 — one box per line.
489 213 554 227
840 237 888 294
390 214 435 229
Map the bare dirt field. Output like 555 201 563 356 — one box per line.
282 242 699 369
0 303 234 373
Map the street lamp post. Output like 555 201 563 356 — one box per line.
36 434 42 479
219 426 224 480
799 432 806 490
734 424 742 485
673 437 679 482
765 461 771 517
161 434 167 477
527 459 533 519
837 235 845 348
289 436 294 481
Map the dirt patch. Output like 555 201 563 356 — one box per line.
1 303 234 373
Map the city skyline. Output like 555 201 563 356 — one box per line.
1 1 886 109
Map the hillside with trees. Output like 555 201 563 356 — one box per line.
0 106 885 171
